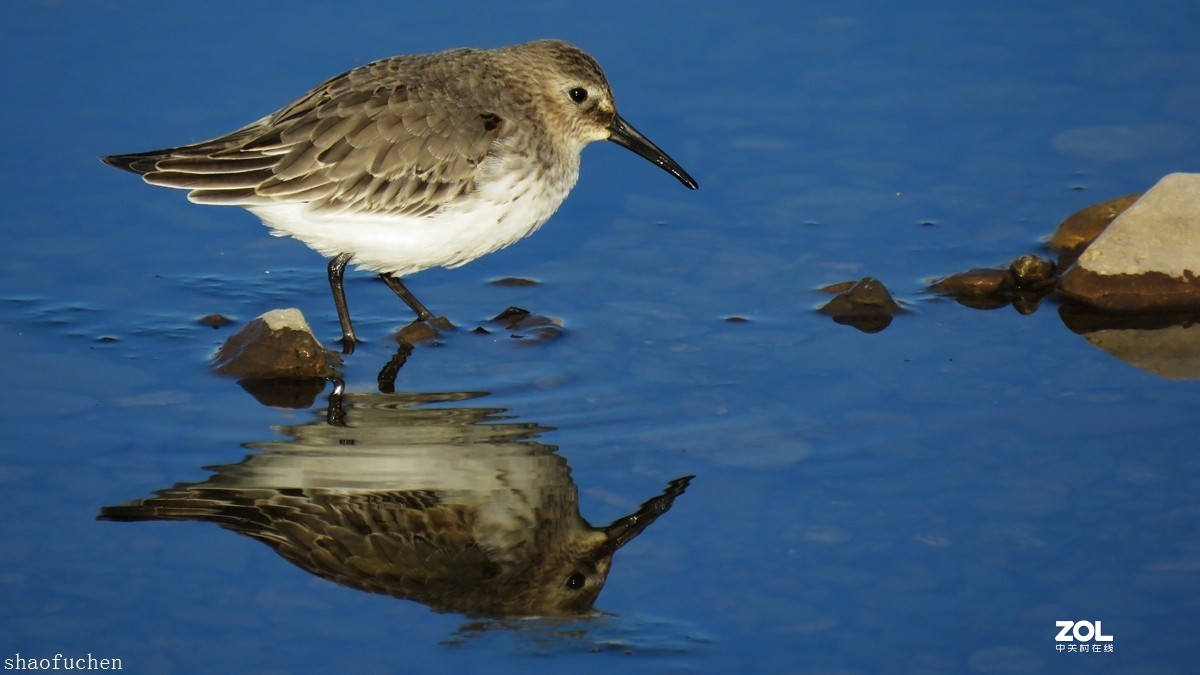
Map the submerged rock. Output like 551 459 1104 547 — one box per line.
483 306 564 343
1059 173 1200 312
395 316 452 343
197 313 235 329
818 277 902 333
489 277 540 287
212 308 340 379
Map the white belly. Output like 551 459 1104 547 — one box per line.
247 165 576 276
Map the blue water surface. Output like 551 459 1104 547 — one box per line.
3 1 1200 673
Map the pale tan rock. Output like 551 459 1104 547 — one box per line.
1060 173 1200 312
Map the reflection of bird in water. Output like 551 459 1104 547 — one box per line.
100 391 692 617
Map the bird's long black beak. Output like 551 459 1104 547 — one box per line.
607 114 698 190
600 475 694 555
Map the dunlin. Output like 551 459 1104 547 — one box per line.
103 39 697 352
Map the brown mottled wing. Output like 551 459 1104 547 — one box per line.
256 490 501 597
102 51 504 217
99 487 498 598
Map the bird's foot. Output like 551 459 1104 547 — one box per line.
338 334 362 355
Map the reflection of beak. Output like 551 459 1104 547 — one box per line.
600 475 694 555
607 114 698 190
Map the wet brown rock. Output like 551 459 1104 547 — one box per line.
397 321 437 342
213 308 340 379
1061 269 1200 313
818 277 901 333
487 306 564 343
1059 173 1200 313
1009 255 1057 289
931 256 1058 312
818 280 859 294
1049 193 1140 265
197 313 234 329
818 278 901 315
930 268 1012 298
396 316 452 343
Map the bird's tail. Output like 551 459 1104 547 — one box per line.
98 487 276 532
100 150 169 175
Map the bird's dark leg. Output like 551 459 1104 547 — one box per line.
380 273 436 322
328 253 359 354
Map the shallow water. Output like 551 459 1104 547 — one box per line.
3 2 1200 673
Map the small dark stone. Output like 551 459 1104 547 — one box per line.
818 277 902 332
489 277 539 287
198 313 235 329
397 320 440 343
723 315 750 323
818 277 902 316
1009 254 1057 289
486 306 563 343
490 306 532 327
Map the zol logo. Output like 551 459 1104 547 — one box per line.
1055 620 1114 642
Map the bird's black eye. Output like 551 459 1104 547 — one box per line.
565 572 587 590
568 87 588 104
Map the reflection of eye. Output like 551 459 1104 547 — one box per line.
566 572 587 590
568 88 589 104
